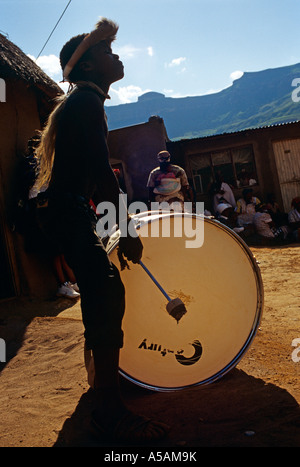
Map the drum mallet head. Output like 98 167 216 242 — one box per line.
139 261 187 323
166 297 187 322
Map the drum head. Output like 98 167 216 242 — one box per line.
107 212 263 391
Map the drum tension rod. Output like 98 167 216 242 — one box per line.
139 260 187 323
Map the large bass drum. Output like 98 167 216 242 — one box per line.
106 211 263 392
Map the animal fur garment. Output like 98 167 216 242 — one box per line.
63 17 119 81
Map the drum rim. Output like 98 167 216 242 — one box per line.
107 211 264 392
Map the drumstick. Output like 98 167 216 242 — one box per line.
139 260 187 323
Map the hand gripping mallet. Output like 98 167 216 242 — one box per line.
139 260 187 323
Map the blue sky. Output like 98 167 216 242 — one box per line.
1 0 300 106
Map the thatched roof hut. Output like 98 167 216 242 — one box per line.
0 33 63 300
0 32 63 121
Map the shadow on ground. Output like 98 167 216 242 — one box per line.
53 368 300 448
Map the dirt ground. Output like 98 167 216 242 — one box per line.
0 244 299 448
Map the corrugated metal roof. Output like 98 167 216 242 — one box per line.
168 120 300 144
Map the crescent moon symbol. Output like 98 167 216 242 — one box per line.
175 340 203 366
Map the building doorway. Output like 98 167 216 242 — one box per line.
273 139 300 212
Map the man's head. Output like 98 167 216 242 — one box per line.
157 151 171 171
157 151 170 163
60 18 124 89
291 197 300 212
242 188 253 202
216 203 233 217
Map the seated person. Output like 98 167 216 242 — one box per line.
212 181 236 214
248 172 257 186
236 188 261 228
237 169 257 187
254 203 289 243
266 193 288 227
288 197 300 241
215 203 244 234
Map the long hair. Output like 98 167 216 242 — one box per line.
34 94 67 191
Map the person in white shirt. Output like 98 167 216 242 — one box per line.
212 174 236 214
253 204 275 238
147 151 190 211
236 188 261 227
213 182 236 213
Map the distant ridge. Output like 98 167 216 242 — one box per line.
105 62 300 140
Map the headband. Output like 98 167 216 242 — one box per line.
63 17 119 81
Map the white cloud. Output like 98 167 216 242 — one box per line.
28 54 69 92
166 91 185 98
28 54 61 78
163 88 174 95
230 70 244 81
109 85 152 105
115 45 141 59
28 53 67 93
166 57 186 68
115 44 154 60
163 89 199 99
147 46 154 57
